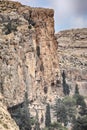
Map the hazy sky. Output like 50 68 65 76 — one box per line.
12 0 87 32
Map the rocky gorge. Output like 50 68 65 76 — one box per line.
0 0 61 129
0 0 87 130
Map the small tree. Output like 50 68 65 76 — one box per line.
79 106 87 116
72 116 87 130
62 70 70 96
63 96 76 123
74 83 86 108
74 94 86 108
45 103 51 127
36 46 40 57
75 84 79 94
53 98 68 126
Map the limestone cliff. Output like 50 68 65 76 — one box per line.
0 0 60 108
56 28 87 96
0 93 19 130
0 1 87 130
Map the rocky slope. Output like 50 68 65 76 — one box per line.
0 93 19 130
56 28 87 96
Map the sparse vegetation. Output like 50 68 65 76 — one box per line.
28 25 32 29
43 122 68 130
54 99 67 125
36 46 40 57
28 18 36 27
75 84 79 95
74 94 86 108
27 12 36 29
4 20 17 35
45 103 51 127
53 90 87 130
72 116 87 130
62 70 70 95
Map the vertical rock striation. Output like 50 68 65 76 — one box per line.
0 0 60 108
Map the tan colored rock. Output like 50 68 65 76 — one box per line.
0 0 61 108
0 93 19 130
56 28 87 96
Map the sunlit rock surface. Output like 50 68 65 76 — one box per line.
56 28 87 96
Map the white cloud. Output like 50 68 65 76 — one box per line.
47 0 87 31
70 16 87 28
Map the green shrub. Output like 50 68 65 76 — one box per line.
30 118 36 125
49 122 68 130
4 21 17 35
28 25 32 29
72 116 87 130
73 94 86 108
53 98 68 126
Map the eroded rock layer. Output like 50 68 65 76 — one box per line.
0 0 60 107
56 28 87 96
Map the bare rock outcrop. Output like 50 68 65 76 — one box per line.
56 28 87 96
0 0 61 108
0 93 19 130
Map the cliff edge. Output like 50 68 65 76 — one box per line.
0 0 61 108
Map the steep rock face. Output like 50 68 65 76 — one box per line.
56 28 87 96
0 0 60 108
0 94 19 130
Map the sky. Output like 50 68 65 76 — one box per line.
12 0 87 32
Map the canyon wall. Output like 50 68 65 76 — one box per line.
0 0 61 108
0 1 87 130
56 28 87 96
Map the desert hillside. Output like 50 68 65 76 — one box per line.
56 28 87 97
